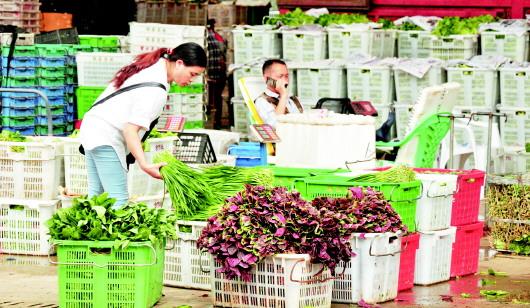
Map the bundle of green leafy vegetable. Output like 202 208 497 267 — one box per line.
432 15 496 37
0 130 27 142
146 128 176 139
377 18 395 29
264 8 316 27
397 21 424 31
197 185 406 281
47 193 177 249
315 13 370 27
350 165 416 183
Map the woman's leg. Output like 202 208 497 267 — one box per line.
85 146 129 208
85 150 104 197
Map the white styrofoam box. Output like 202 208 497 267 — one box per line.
373 104 391 131
0 139 64 200
275 113 376 169
327 28 396 59
211 253 333 308
295 62 347 101
232 64 263 98
165 220 210 289
446 66 498 109
232 27 281 64
0 199 59 255
333 233 401 304
493 147 530 174
499 64 530 108
394 104 413 140
414 173 458 232
75 52 135 86
397 30 431 58
231 98 250 135
346 63 394 106
414 227 456 285
281 29 327 62
480 31 529 63
394 64 445 105
499 107 530 148
428 35 478 60
184 128 240 156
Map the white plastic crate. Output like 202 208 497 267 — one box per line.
75 52 135 86
428 35 478 60
211 253 333 308
185 129 240 156
499 65 530 108
128 22 206 53
181 93 204 115
394 64 445 104
414 227 456 285
333 233 401 304
397 30 431 58
232 64 262 98
394 104 413 139
493 147 530 174
281 29 327 62
0 140 64 200
499 107 530 148
346 63 394 105
62 139 87 196
162 93 182 115
295 63 347 101
231 98 250 135
232 27 281 64
164 220 209 289
446 66 498 109
414 173 458 232
480 31 529 63
0 199 59 256
327 28 395 59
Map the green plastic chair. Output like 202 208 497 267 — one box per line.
376 112 451 168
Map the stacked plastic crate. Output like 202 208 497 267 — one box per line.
0 0 41 33
157 84 205 131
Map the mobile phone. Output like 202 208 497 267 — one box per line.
266 77 287 89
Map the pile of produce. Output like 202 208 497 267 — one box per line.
47 193 177 249
432 15 496 36
154 151 273 221
350 165 416 183
197 185 406 281
315 13 370 27
0 130 27 142
396 21 424 31
264 8 316 27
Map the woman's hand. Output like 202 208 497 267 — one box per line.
140 162 167 179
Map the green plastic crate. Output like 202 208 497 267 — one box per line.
2 116 34 127
55 240 164 308
75 86 106 119
38 77 66 86
36 66 66 78
170 83 204 94
293 175 421 231
35 125 66 135
4 76 37 87
264 165 349 188
35 44 69 57
2 45 37 57
79 35 120 48
184 120 204 129
36 105 65 116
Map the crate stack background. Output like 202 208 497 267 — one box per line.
0 0 41 33
136 0 208 26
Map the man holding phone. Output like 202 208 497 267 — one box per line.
254 59 303 128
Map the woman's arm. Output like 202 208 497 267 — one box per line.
123 123 166 179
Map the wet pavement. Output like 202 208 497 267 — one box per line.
0 250 529 308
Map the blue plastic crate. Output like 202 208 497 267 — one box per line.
1 107 35 117
2 126 35 136
36 115 67 126
0 96 38 108
37 86 66 98
37 96 66 107
228 142 268 167
1 56 38 68
65 103 74 113
1 67 36 77
65 55 76 65
37 57 67 67
64 84 74 94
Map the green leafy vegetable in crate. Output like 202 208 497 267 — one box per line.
397 21 423 31
526 142 530 153
508 235 530 255
47 193 177 249
0 130 27 142
432 15 495 37
315 13 370 27
350 165 416 183
377 18 395 29
264 8 316 27
146 128 176 139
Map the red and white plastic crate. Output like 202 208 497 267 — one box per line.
164 221 210 289
451 221 484 277
414 227 457 285
414 173 458 231
333 233 401 304
0 139 64 200
211 254 333 308
0 199 59 255
398 233 420 292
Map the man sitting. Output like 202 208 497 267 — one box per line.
254 59 303 128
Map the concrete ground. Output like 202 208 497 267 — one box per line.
0 245 528 308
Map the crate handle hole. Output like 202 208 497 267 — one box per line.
89 247 112 255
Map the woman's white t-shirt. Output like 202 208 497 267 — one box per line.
79 58 169 170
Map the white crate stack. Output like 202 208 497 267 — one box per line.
75 52 135 86
0 137 63 255
128 22 206 55
327 25 396 59
232 25 281 64
157 92 204 131
281 27 327 62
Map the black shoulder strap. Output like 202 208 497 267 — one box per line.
88 82 167 112
2 25 18 88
